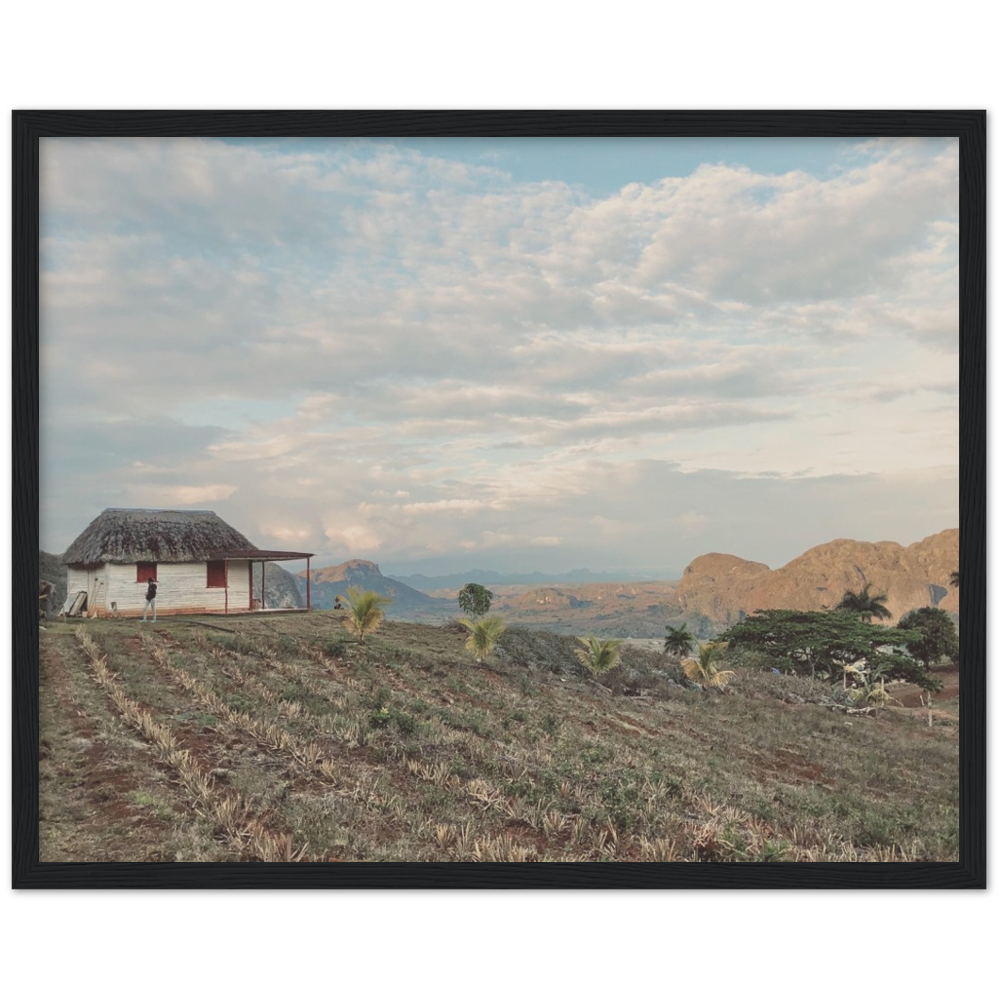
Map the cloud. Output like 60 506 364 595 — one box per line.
39 137 959 573
677 511 710 536
126 483 237 506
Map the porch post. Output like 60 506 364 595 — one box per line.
306 556 311 611
224 559 229 615
261 560 266 610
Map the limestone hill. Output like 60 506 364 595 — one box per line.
297 560 451 620
677 529 959 626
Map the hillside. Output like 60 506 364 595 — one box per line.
489 581 688 638
37 612 959 862
677 529 959 626
297 560 451 620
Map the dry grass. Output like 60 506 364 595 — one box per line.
37 612 959 862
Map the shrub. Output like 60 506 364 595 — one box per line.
343 587 393 645
575 636 625 676
681 642 735 689
458 616 506 663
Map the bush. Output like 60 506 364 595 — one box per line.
575 636 625 676
323 636 348 658
723 646 798 675
368 705 419 735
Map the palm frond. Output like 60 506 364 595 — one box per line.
575 635 624 675
681 657 703 683
458 616 506 662
682 642 733 688
343 586 393 643
704 669 736 688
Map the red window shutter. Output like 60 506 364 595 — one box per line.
137 562 157 582
207 561 227 588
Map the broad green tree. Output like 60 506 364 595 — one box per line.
720 609 928 685
343 586 392 645
575 635 624 676
457 583 495 619
664 624 696 657
897 607 959 669
835 583 892 622
459 615 506 663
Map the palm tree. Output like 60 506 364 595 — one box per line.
343 586 392 644
458 616 506 663
663 624 696 657
835 583 892 622
950 570 959 588
575 635 624 676
681 641 735 689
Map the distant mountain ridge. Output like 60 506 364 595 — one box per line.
391 567 672 592
296 560 451 620
677 529 959 626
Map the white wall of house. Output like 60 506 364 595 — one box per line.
69 560 253 616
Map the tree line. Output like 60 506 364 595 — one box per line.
666 581 958 693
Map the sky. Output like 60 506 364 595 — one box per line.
38 136 959 577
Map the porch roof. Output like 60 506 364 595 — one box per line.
209 549 314 561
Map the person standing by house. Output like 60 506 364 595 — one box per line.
142 577 157 622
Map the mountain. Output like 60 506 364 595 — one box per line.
676 529 959 626
296 560 452 620
253 563 305 610
391 567 671 593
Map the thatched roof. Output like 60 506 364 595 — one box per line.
63 509 258 567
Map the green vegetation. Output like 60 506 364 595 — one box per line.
898 606 959 668
681 641 735 688
835 583 892 622
722 610 912 676
575 635 624 676
720 607 946 693
458 615 506 663
950 570 959 588
457 583 495 619
36 609 959 863
663 624 696 657
343 586 393 644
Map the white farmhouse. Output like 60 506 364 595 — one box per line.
61 508 314 618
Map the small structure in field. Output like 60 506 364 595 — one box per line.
61 508 314 618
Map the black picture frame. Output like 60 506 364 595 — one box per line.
13 110 986 889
